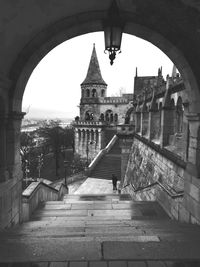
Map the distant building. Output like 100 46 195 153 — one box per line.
73 44 134 162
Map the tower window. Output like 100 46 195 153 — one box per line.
92 89 97 97
86 89 90 97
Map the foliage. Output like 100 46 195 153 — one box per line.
20 120 77 184
20 131 39 184
36 120 74 179
70 154 86 174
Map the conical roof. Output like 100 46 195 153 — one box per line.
81 44 107 86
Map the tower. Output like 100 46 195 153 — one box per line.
80 44 107 122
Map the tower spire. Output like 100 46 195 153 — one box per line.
81 44 107 86
172 64 177 78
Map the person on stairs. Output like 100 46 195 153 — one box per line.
112 174 118 191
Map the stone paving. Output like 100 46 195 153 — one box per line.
73 178 115 194
0 260 200 266
1 178 200 266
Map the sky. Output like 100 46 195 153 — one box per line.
22 32 174 120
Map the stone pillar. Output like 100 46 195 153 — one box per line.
94 130 98 144
186 113 200 177
0 116 8 182
4 111 25 227
74 129 79 154
160 107 175 147
135 112 141 133
98 130 102 150
81 129 85 154
6 112 25 180
148 110 160 141
141 111 149 136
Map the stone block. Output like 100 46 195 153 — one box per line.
50 262 68 267
89 261 107 267
69 262 88 267
185 180 200 202
127 261 146 267
108 261 126 267
184 194 200 222
147 261 166 267
184 171 192 182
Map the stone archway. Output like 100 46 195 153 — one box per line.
9 10 200 115
1 1 200 228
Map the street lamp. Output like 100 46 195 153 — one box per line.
103 0 125 65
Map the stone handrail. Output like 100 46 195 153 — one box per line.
86 134 118 175
22 181 68 222
122 181 183 199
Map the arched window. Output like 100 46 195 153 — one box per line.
85 111 90 121
100 113 104 121
82 130 86 141
114 113 118 123
92 89 97 97
101 89 105 97
105 113 109 122
105 110 113 123
110 113 113 123
90 113 94 120
91 130 94 141
86 89 90 97
78 130 81 143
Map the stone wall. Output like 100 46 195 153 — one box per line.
123 135 186 221
0 178 22 229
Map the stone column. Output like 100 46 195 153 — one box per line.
148 110 160 141
6 112 25 180
141 111 149 136
98 130 102 150
135 112 141 133
186 113 200 177
0 116 8 182
5 111 25 226
160 107 175 147
74 129 79 154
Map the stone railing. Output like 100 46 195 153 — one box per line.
86 134 118 175
22 181 68 222
72 120 104 126
100 97 128 104
122 181 183 199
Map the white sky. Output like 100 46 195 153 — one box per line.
23 32 174 119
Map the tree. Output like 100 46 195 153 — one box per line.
37 120 74 179
20 131 38 187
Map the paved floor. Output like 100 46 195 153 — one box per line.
1 179 200 266
74 178 116 195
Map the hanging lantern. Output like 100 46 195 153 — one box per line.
104 0 125 65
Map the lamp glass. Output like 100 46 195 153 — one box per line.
104 25 122 52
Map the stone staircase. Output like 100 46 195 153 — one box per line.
90 138 121 179
1 193 200 265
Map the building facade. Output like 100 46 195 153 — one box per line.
73 44 133 163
